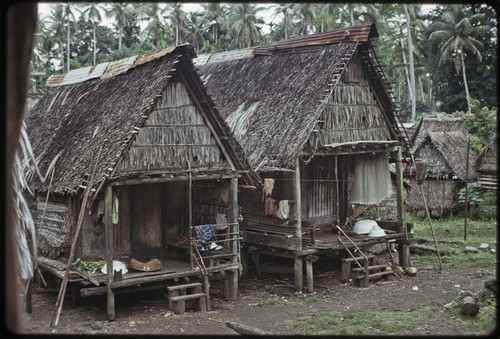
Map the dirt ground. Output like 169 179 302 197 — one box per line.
16 255 496 336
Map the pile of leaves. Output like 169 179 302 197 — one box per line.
71 258 105 275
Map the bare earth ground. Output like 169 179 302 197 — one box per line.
17 259 497 336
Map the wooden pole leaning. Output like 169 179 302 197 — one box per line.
51 145 102 327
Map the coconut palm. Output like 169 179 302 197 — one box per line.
314 3 339 33
48 4 66 72
63 3 76 72
271 3 293 40
202 3 226 44
105 3 135 50
135 3 170 48
429 5 488 113
228 3 264 48
184 11 205 53
80 3 105 65
292 3 316 35
162 2 186 46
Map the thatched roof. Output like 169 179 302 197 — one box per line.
417 131 478 180
26 44 258 196
195 23 405 171
476 136 497 174
411 114 467 153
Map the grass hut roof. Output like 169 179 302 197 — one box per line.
476 136 497 174
420 131 478 180
195 23 405 171
26 44 258 196
411 114 467 153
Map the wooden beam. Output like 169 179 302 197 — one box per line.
105 185 115 321
110 173 240 186
294 158 302 249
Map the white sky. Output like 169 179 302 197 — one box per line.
37 3 438 34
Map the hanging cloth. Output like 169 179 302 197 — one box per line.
352 153 393 205
265 197 277 216
277 200 290 220
112 192 119 224
262 178 275 202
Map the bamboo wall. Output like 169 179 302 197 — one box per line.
406 179 459 214
414 143 450 178
33 195 73 259
115 80 228 175
309 54 391 147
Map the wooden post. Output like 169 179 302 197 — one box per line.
187 160 193 270
394 146 409 268
230 177 238 265
294 256 303 291
105 185 115 321
294 158 303 291
306 257 314 293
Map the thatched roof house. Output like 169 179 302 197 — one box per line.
26 44 258 319
410 113 467 154
406 131 478 216
28 45 257 196
196 23 407 172
414 131 477 181
195 23 411 290
476 136 497 189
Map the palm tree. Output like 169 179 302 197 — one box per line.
48 4 66 72
80 3 105 65
135 3 170 48
228 3 264 48
184 11 205 53
202 3 226 44
314 4 339 33
271 3 293 40
429 5 488 113
162 2 186 46
404 4 418 120
105 3 135 50
63 3 76 72
292 3 316 35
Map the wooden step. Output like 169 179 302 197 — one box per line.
342 254 374 263
166 282 201 292
351 264 387 273
170 293 207 314
355 271 394 288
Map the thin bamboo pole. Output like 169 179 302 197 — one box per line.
411 153 442 270
50 145 102 327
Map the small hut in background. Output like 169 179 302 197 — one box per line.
196 23 411 290
476 136 497 190
406 131 478 217
25 44 259 319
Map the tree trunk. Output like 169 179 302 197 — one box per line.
67 22 70 73
400 38 413 115
93 21 97 65
461 51 471 113
176 25 179 46
461 296 479 316
118 26 123 49
404 5 416 121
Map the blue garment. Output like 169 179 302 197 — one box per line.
194 224 216 243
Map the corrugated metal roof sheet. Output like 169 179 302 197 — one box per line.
193 54 211 68
254 23 377 55
46 46 181 87
133 46 176 67
195 48 254 67
101 56 137 79
47 63 109 87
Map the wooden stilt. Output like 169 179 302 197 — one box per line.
25 279 33 313
230 271 238 300
294 256 303 291
306 258 314 293
105 185 115 321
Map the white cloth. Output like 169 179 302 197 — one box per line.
277 200 290 220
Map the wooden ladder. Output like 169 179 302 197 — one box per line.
336 226 394 287
167 282 207 314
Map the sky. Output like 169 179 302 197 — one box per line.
37 3 438 34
